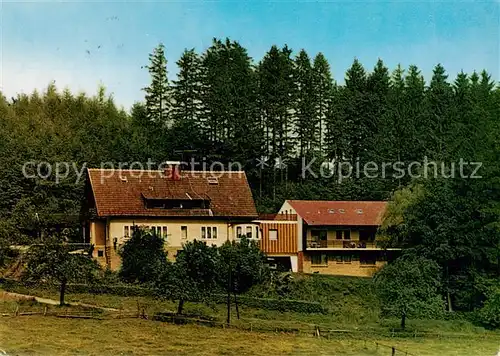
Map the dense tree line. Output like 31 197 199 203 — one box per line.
0 37 499 317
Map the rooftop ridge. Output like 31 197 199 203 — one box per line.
287 199 388 203
87 168 247 174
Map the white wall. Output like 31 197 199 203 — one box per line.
108 218 232 248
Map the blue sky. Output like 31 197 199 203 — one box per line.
1 0 499 110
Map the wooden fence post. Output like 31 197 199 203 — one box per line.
43 306 47 316
392 346 395 356
15 305 19 317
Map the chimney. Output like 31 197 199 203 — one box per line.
164 161 182 181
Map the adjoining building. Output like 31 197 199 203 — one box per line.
258 200 400 277
81 163 398 276
81 162 258 270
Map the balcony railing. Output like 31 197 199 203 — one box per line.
306 240 378 249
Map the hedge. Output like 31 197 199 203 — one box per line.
0 278 327 314
210 294 328 314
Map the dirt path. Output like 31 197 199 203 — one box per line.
1 291 119 312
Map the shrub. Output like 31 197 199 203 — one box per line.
478 289 500 329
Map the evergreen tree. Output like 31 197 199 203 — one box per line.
338 58 369 161
365 59 390 161
170 48 204 152
425 64 453 160
294 49 316 157
256 45 297 199
312 52 335 156
200 38 262 167
404 65 427 162
142 43 170 126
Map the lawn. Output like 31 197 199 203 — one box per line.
1 314 499 356
2 275 499 356
1 295 500 356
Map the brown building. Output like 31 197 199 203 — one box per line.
81 163 258 270
258 200 400 277
82 163 398 276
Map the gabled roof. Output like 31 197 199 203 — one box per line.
286 200 387 226
86 169 257 219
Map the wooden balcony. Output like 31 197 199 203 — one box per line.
306 239 379 250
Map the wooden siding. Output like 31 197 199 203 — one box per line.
94 220 106 245
259 222 297 254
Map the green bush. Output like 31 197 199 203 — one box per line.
478 289 500 329
211 294 327 314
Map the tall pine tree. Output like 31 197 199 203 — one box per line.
312 52 335 156
170 48 204 152
142 43 171 126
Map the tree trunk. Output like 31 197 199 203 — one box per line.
401 313 406 330
234 292 240 320
226 268 232 325
447 291 453 312
59 278 67 306
177 299 184 315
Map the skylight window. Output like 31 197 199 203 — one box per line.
207 177 219 185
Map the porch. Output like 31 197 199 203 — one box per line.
305 226 380 250
306 239 379 249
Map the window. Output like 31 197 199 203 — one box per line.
201 227 217 239
181 226 187 239
124 226 129 237
97 250 104 257
163 226 168 239
269 229 278 241
312 254 327 266
246 226 252 238
236 226 242 238
255 226 259 239
344 230 351 240
336 230 342 240
157 226 162 237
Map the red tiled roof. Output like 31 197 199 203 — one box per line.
286 200 387 226
87 169 257 219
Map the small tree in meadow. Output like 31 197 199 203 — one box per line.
157 240 218 315
24 236 100 305
373 255 443 330
217 236 269 321
119 226 169 285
